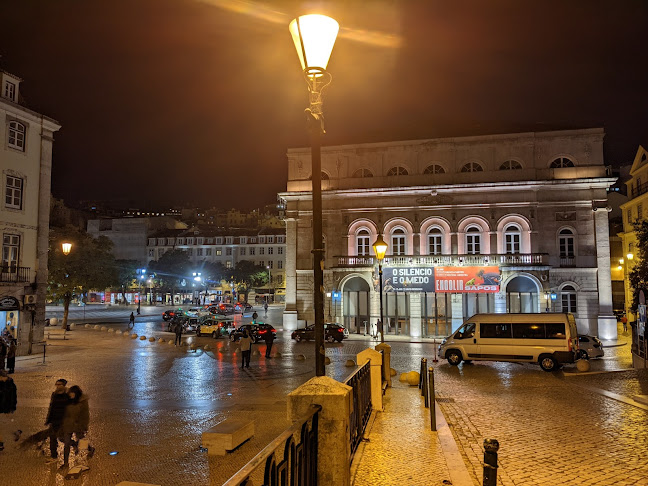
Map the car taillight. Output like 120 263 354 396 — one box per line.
337 329 342 332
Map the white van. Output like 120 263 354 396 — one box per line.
438 313 578 371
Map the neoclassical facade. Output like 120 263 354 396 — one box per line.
279 128 617 339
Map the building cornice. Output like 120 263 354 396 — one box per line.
0 97 61 131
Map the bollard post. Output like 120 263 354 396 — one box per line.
420 357 427 395
422 359 429 406
482 439 499 486
429 366 436 431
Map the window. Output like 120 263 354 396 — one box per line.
177 238 184 245
187 238 194 245
226 248 232 256
277 236 284 243
268 236 274 243
550 157 575 168
278 247 283 255
226 261 232 269
504 224 521 254
308 172 329 180
480 323 512 339
216 238 223 244
387 166 408 176
148 249 155 257
278 260 283 269
250 248 255 256
356 229 371 256
206 248 212 256
512 324 546 339
260 237 265 244
268 261 274 269
260 261 264 267
226 237 233 244
215 248 222 256
260 247 265 255
240 248 246 256
545 323 566 339
197 248 203 256
187 249 193 256
638 204 643 220
500 160 522 170
4 81 16 101
423 164 445 174
559 229 575 258
268 247 274 255
8 121 26 151
5 176 23 209
627 209 633 224
207 238 214 244
391 228 406 255
197 238 204 245
561 285 577 313
466 226 481 254
460 162 483 172
240 237 247 244
428 228 442 255
167 238 174 245
352 168 373 178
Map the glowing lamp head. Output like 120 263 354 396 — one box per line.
617 265 623 270
627 253 634 260
619 258 624 264
289 14 339 78
61 242 72 255
372 235 388 261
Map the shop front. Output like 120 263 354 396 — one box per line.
0 296 21 338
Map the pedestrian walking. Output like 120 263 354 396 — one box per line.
45 378 69 464
6 339 16 374
0 370 19 452
264 302 268 316
60 385 94 467
263 328 275 358
371 321 378 339
129 312 135 329
174 320 183 346
621 314 628 333
252 311 258 323
240 330 252 369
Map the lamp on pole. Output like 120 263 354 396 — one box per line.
266 265 272 303
372 234 388 343
289 13 339 377
61 242 73 330
137 268 145 314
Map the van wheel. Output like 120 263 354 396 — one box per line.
446 350 463 366
539 355 558 371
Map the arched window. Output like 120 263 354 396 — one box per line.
356 229 371 256
308 172 329 180
561 285 577 313
460 162 483 173
500 160 522 170
352 168 373 178
550 157 575 168
465 226 481 254
8 121 26 151
559 229 575 258
423 164 445 174
428 228 443 255
504 224 521 254
391 228 406 255
387 166 408 176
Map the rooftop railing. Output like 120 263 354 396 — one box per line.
336 254 548 267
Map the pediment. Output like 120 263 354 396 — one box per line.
629 145 648 176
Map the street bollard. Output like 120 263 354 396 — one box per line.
422 359 429 405
419 357 427 392
429 367 436 431
482 438 499 486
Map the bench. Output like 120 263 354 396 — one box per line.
45 327 67 340
202 419 254 456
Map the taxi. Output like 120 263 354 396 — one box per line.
196 316 234 338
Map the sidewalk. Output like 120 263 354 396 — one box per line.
352 379 474 486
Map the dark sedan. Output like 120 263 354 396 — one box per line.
229 323 276 343
291 323 345 343
162 310 176 321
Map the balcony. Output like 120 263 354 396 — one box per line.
336 254 548 268
0 266 31 283
631 182 648 199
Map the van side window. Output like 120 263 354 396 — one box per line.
480 323 512 338
545 323 566 339
455 323 476 340
512 324 545 339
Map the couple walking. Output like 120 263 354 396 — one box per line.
44 378 94 469
239 329 275 368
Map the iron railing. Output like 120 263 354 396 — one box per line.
344 361 372 460
336 254 548 267
223 404 321 486
0 266 30 283
631 182 648 199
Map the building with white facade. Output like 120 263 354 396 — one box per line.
1 69 60 355
280 128 618 339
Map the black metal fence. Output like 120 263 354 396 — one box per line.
223 404 321 486
345 361 372 460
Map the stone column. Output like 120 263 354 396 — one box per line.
357 348 383 411
283 218 298 331
593 209 617 339
409 292 422 338
288 377 352 486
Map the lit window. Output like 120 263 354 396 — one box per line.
352 168 373 178
356 229 371 256
423 164 445 174
5 176 23 209
466 226 481 254
550 157 575 168
387 167 408 176
8 121 26 151
428 228 442 255
504 224 521 254
460 162 483 173
499 160 522 170
391 228 406 255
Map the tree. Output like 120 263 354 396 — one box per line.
114 260 140 304
629 220 648 312
231 260 269 296
48 226 119 328
148 250 192 305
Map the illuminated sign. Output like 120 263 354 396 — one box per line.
382 266 501 293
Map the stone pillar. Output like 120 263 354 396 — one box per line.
357 348 383 411
409 292 422 338
288 377 352 486
283 218 298 331
451 294 464 331
375 343 392 387
593 209 617 339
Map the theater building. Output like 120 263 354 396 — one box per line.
279 128 618 340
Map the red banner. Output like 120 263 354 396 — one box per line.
434 266 501 293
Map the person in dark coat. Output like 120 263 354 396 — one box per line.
0 338 6 371
60 385 93 466
252 311 258 323
44 379 69 464
174 320 183 346
129 312 135 329
263 328 275 358
264 302 268 316
6 339 16 374
0 370 18 452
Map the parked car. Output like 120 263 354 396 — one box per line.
162 310 176 321
577 335 604 359
291 323 346 343
230 323 277 343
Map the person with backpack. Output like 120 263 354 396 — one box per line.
0 370 19 452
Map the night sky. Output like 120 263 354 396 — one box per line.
1 0 646 210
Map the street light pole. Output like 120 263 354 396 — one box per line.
61 242 72 330
290 13 339 377
373 235 388 343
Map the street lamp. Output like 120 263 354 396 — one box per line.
61 242 72 256
266 265 272 303
372 234 388 343
289 13 339 377
61 242 73 330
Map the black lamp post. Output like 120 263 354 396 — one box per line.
289 13 339 376
373 235 388 343
61 242 72 331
